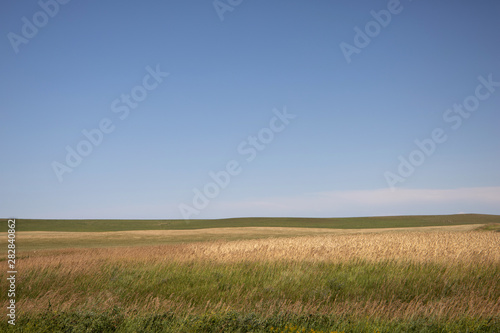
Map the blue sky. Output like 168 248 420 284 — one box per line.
1 0 499 219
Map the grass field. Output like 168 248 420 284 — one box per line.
2 213 499 232
1 215 499 332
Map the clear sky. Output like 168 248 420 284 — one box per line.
1 0 499 219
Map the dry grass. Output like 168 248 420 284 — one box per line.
2 227 499 325
185 229 500 264
2 223 482 252
14 226 499 265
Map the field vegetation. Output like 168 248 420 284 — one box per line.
1 217 499 332
2 213 498 232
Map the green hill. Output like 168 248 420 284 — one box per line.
1 214 499 232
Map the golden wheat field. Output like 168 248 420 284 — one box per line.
16 224 499 264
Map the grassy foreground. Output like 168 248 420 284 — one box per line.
1 228 499 332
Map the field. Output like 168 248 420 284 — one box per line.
1 214 499 332
4 214 500 233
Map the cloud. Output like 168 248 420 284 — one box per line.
21 187 500 219
206 187 500 218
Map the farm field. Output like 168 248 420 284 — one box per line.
3 214 500 233
1 215 499 332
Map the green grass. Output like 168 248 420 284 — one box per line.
476 223 500 232
2 214 499 232
19 260 499 310
3 259 499 332
2 310 498 332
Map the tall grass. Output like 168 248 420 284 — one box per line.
1 229 499 331
12 259 499 318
